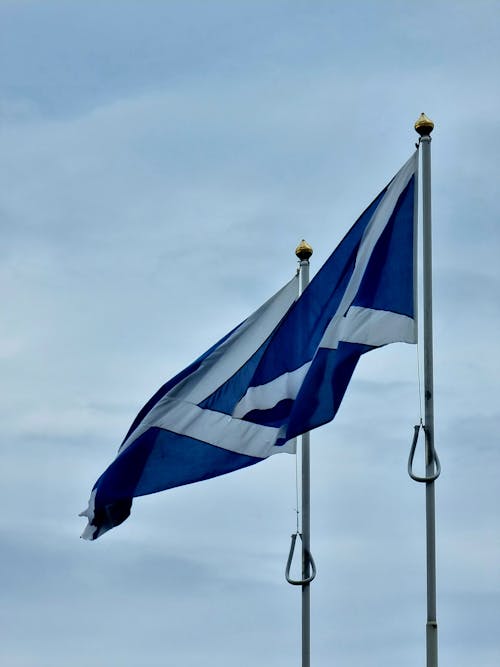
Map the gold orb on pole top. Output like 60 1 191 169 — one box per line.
414 112 435 137
295 239 313 261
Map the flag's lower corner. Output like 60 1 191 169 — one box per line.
79 489 132 541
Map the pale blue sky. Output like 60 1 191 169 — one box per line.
1 2 499 666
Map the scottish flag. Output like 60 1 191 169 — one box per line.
81 152 417 540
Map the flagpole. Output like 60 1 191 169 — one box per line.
414 113 438 667
295 240 313 667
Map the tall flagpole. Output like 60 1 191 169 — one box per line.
295 240 313 667
414 113 439 667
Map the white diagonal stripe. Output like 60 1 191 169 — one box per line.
128 397 295 458
232 362 311 419
322 306 416 349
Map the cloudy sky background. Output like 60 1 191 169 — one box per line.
1 1 499 665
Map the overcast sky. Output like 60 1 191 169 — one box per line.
1 1 499 666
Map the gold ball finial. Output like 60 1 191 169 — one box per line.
295 239 313 261
414 112 434 137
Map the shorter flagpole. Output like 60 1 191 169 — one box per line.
295 240 313 667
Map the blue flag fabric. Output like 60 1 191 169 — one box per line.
81 152 418 540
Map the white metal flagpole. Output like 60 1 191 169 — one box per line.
295 240 313 667
414 112 439 667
